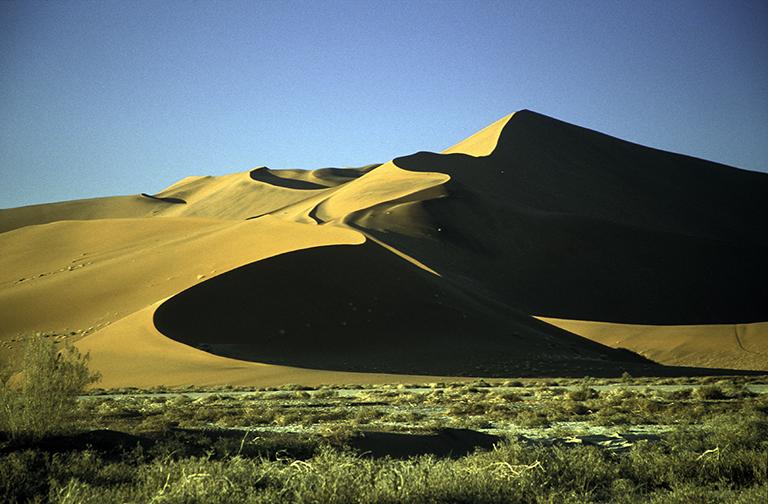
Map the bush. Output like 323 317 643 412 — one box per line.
0 334 101 441
568 384 599 401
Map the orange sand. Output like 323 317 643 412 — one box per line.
1 110 766 388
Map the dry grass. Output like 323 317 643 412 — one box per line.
2 341 767 502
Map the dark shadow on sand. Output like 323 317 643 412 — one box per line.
153 242 760 379
140 193 186 204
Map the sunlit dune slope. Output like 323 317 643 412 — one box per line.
0 215 363 355
537 317 768 374
440 113 515 156
2 109 767 387
0 196 173 234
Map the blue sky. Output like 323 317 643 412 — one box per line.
2 0 766 209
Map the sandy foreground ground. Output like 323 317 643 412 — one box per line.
1 111 766 388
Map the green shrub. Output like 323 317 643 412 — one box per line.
0 334 101 441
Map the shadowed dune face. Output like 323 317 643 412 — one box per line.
404 111 768 246
2 109 767 385
348 175 768 325
140 193 186 204
249 165 374 189
250 168 331 190
352 111 768 325
153 240 658 377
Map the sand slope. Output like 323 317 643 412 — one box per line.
537 317 768 373
152 239 660 378
1 110 766 387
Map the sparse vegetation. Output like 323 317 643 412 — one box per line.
1 365 767 502
0 333 100 441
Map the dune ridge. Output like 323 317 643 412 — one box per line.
1 110 766 387
440 113 515 156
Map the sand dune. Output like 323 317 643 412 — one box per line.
1 110 766 387
152 239 661 378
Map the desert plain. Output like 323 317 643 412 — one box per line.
1 110 767 388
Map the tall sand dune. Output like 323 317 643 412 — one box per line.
1 110 766 387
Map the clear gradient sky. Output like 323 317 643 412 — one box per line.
1 0 766 209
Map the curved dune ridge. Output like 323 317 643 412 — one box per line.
1 110 767 388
